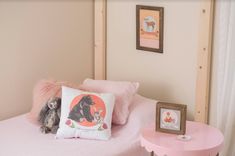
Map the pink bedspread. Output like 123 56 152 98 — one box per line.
0 95 156 156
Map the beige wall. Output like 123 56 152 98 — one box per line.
0 1 94 120
107 0 201 119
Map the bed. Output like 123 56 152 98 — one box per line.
0 94 156 156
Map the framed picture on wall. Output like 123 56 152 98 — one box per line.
136 5 164 53
156 102 187 135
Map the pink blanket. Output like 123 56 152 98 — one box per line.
0 95 156 156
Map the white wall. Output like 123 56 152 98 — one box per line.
107 0 201 119
0 0 94 120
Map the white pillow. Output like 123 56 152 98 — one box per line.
56 86 115 140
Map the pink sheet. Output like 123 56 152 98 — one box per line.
0 95 156 156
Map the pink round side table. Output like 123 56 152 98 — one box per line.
140 121 224 156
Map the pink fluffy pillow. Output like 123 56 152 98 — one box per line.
27 79 81 124
80 79 139 125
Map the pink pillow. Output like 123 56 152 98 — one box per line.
27 79 81 124
81 79 139 125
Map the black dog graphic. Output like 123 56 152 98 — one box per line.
68 95 94 122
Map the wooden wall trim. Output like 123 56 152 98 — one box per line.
194 0 215 123
94 0 106 80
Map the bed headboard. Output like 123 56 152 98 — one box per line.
94 0 214 123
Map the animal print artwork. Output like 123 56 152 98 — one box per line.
66 94 108 131
160 108 181 131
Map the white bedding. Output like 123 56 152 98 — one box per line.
0 95 156 156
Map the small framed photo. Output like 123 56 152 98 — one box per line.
156 102 187 135
136 5 164 53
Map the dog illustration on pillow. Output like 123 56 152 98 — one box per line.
68 95 94 123
93 108 107 130
67 94 108 130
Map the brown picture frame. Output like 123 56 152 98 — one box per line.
156 102 187 135
136 5 164 53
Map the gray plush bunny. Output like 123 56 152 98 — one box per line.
38 97 61 134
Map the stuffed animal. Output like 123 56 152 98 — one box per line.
38 97 61 134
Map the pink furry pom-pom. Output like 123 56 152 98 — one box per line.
27 79 81 125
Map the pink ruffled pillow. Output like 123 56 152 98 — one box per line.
27 79 81 124
80 79 139 125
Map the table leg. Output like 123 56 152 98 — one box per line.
216 153 219 156
150 151 154 156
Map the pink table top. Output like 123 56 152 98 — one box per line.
140 121 224 156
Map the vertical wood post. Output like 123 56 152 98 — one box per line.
195 0 215 123
94 0 106 80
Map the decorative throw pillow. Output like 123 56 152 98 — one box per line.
80 79 139 125
56 86 115 140
27 79 81 125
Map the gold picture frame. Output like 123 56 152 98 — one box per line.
156 102 187 135
136 5 164 53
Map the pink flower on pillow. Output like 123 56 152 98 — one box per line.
66 119 71 125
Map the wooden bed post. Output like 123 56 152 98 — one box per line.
94 0 107 80
195 0 215 123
